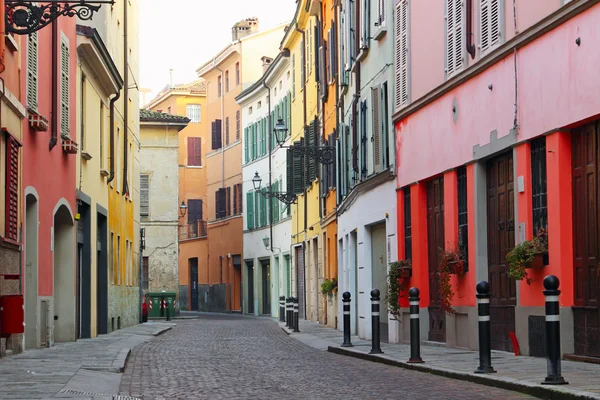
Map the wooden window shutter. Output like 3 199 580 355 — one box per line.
60 40 70 137
211 121 217 150
187 199 203 223
300 38 305 87
216 119 222 149
480 0 501 54
259 189 267 227
236 110 241 140
261 119 267 155
252 123 257 159
187 137 201 166
380 82 390 168
5 135 20 241
27 31 38 111
372 87 381 172
140 174 149 216
246 192 254 230
233 185 238 215
394 0 409 110
292 141 304 195
446 0 464 77
225 117 230 145
286 148 294 195
226 186 231 216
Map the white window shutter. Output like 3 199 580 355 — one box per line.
60 40 70 138
372 87 381 172
378 0 386 25
140 174 150 216
394 0 409 110
446 0 464 77
27 32 38 111
361 0 370 49
480 0 501 54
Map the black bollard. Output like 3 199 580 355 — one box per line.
279 296 285 322
285 297 291 328
166 299 171 321
474 281 496 374
542 275 568 385
370 289 383 354
293 297 300 332
407 287 424 363
341 291 353 347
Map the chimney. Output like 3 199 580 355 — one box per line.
232 17 259 42
261 56 273 73
169 69 174 88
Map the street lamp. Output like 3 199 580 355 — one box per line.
252 171 297 205
273 118 335 165
179 201 188 218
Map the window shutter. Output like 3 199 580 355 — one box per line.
351 100 358 172
5 135 20 241
60 40 70 137
275 181 280 222
252 123 257 159
480 0 501 54
187 137 201 166
292 141 304 194
300 38 305 87
378 0 386 25
372 87 381 172
233 185 238 215
225 117 230 145
244 127 249 162
216 119 222 149
394 0 409 110
211 121 217 150
380 83 390 169
314 23 320 83
236 110 241 140
226 186 231 216
188 199 203 223
254 191 260 227
292 54 296 99
361 0 370 49
246 192 254 230
446 0 464 77
286 148 294 194
360 100 368 178
27 32 38 111
261 118 267 156
140 174 149 216
330 132 337 189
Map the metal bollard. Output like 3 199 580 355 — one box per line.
293 297 300 332
542 275 568 385
474 281 496 374
370 289 383 354
279 296 285 322
341 291 353 347
166 301 171 321
407 287 424 363
285 297 291 328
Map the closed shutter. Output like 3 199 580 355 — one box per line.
394 0 409 110
225 117 230 145
286 94 291 136
300 38 305 87
378 0 386 25
187 137 201 166
380 82 390 168
226 186 231 216
188 199 203 223
244 127 249 162
140 174 149 216
261 118 267 156
361 0 370 49
308 120 317 182
314 22 321 83
292 54 296 99
260 189 267 227
292 141 304 195
233 185 238 215
27 31 38 110
480 0 501 54
247 192 254 230
252 123 257 159
446 0 464 77
211 121 217 149
236 110 241 140
351 100 358 172
274 181 280 222
286 148 294 194
372 87 381 172
254 191 260 227
5 135 20 241
360 100 368 178
60 40 70 137
216 188 227 219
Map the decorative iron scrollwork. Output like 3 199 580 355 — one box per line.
6 1 114 35
289 144 336 165
263 191 297 205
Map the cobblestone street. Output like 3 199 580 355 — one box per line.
119 315 534 400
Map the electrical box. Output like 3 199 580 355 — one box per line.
0 295 24 336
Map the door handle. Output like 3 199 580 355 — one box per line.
498 221 504 231
507 220 514 231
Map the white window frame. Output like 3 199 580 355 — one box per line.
479 0 504 56
445 0 465 79
186 104 201 123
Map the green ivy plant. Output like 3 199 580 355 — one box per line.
321 278 338 298
506 228 548 285
385 260 411 321
438 245 467 315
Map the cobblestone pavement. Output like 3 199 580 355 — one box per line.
119 315 534 400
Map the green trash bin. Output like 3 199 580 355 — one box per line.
146 291 176 319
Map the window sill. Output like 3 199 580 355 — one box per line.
81 151 93 161
186 165 203 169
100 169 109 177
356 47 369 62
373 25 387 41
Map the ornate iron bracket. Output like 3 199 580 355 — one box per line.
263 191 297 205
287 145 336 165
5 1 114 35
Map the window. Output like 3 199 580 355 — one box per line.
225 117 230 145
140 174 149 216
187 137 201 166
129 143 133 200
27 31 38 110
235 62 240 86
100 104 105 169
292 54 296 99
236 110 241 140
226 186 231 216
394 0 409 110
274 88 277 97
217 75 222 97
249 106 253 115
327 21 337 84
301 38 306 86
377 0 386 26
446 0 464 78
211 120 222 150
186 104 201 123
479 0 502 55
259 189 267 227
110 232 115 282
117 235 121 285
116 127 120 190
60 39 70 137
457 166 468 267
225 70 229 92
372 87 381 173
215 188 227 219
257 101 262 109
359 100 368 179
380 82 390 169
142 256 149 290
360 0 370 49
187 199 203 223
531 137 547 236
246 191 254 229
346 0 356 67
125 240 130 286
404 187 412 260
5 134 20 242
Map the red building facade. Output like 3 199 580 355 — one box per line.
394 0 600 360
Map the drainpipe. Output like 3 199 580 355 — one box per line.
50 19 58 150
106 92 120 184
263 80 273 253
295 25 307 234
122 0 129 195
215 66 225 187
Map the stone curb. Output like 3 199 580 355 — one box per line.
328 346 599 400
152 326 173 336
80 348 131 374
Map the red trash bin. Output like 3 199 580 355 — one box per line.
0 295 24 336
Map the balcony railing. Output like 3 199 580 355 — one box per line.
179 220 207 241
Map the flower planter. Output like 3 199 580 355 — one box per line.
398 267 412 278
448 260 466 275
28 113 49 132
527 253 548 269
62 138 79 154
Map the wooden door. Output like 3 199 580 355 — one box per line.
486 151 516 352
572 123 600 358
427 177 446 343
190 259 198 311
296 246 306 319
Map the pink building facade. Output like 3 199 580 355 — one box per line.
393 0 600 360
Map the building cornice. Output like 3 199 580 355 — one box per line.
235 50 290 105
196 43 241 77
392 0 599 124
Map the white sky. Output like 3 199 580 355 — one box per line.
139 0 297 101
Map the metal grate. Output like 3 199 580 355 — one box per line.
528 315 547 358
404 187 412 260
59 389 141 400
531 137 548 236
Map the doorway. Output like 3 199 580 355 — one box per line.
233 255 242 312
53 204 75 342
190 258 199 311
427 177 446 343
96 212 108 335
371 223 389 342
247 261 254 314
486 151 516 352
571 123 600 358
261 260 271 315
296 246 306 319
25 193 39 349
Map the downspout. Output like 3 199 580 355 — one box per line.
295 25 307 234
50 19 58 150
122 0 129 195
106 92 120 184
263 80 273 253
215 66 225 187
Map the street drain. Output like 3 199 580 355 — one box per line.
58 388 141 400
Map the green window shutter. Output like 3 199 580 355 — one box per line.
261 119 267 155
246 192 254 230
259 189 266 227
286 93 291 140
252 124 257 159
254 191 260 227
274 181 280 222
244 127 249 163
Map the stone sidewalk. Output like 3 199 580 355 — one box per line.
280 319 600 400
0 321 175 400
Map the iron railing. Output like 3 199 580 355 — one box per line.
179 220 207 241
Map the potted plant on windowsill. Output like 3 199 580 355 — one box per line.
438 245 467 315
385 260 411 321
506 228 548 285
